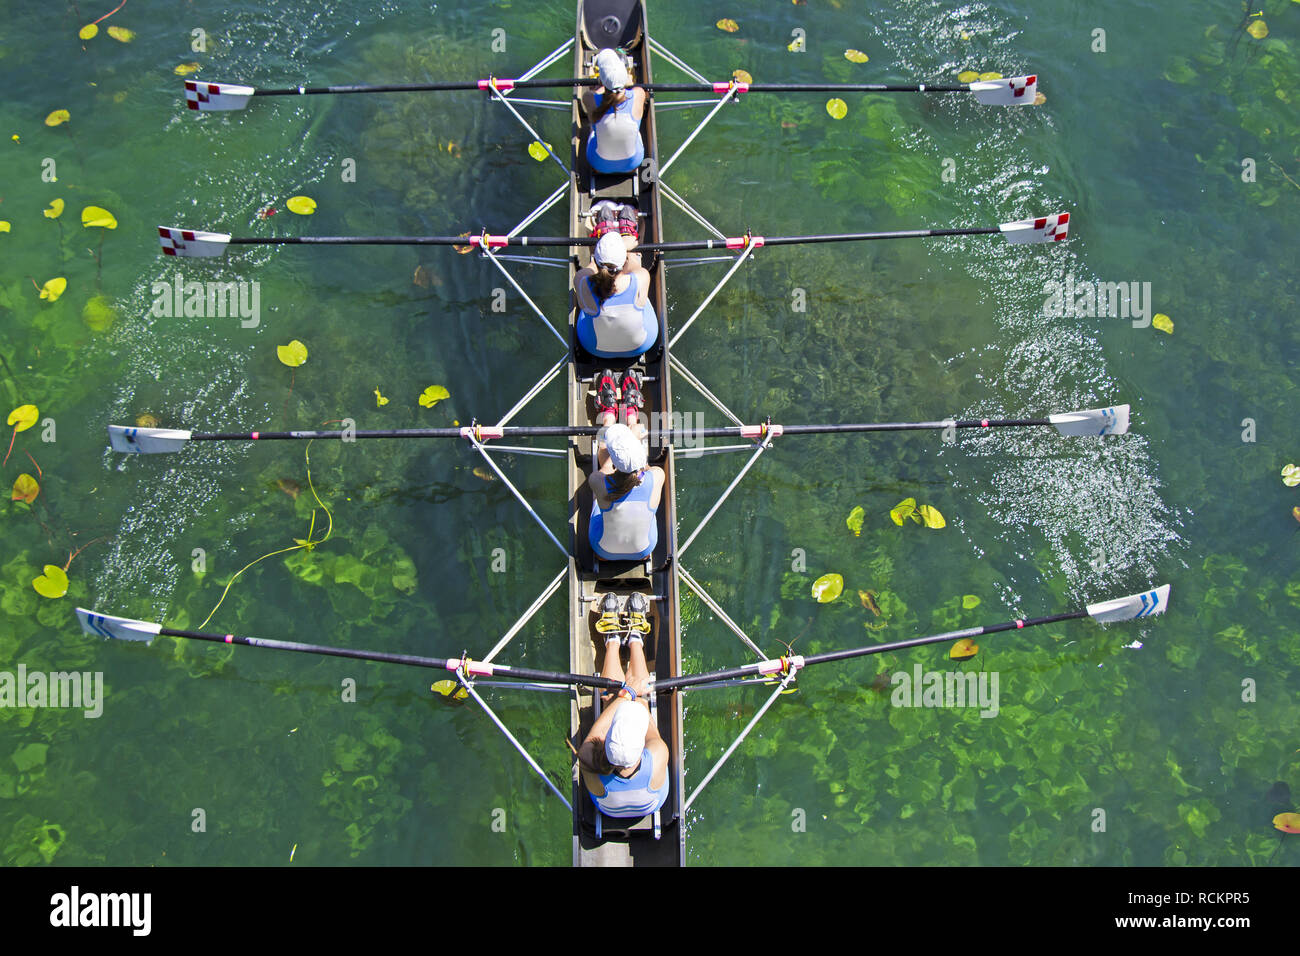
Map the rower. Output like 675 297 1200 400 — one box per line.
577 611 670 818
575 233 658 359
581 49 646 174
587 421 664 562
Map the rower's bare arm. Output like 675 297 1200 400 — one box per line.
634 267 651 307
574 268 597 313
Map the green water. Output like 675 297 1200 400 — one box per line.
0 0 1296 867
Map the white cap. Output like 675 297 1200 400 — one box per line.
605 700 649 769
595 49 631 91
593 232 627 269
603 423 646 473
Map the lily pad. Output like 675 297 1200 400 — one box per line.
32 565 69 599
418 385 450 408
286 196 317 215
79 24 98 40
1281 464 1299 487
44 199 64 219
957 70 980 83
826 98 848 120
276 340 308 367
1152 313 1174 334
1273 812 1300 834
949 638 979 660
39 277 66 302
11 474 38 503
716 18 739 33
44 110 70 127
106 25 135 43
846 505 865 536
7 405 38 431
81 205 117 229
526 141 552 162
962 594 981 610
890 498 917 526
811 573 844 603
917 504 946 529
844 50 869 63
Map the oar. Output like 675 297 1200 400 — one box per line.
184 75 1039 111
105 405 1129 454
654 585 1171 693
74 608 625 691
155 214 1067 258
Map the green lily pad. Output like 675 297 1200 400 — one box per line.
811 573 844 603
890 498 917 526
846 505 865 536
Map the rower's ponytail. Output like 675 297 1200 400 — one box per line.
591 88 628 123
590 264 619 301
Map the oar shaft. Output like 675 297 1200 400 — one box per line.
655 610 1088 691
641 227 998 252
252 79 598 95
799 611 1088 667
242 81 973 96
154 627 623 690
227 236 585 248
184 417 1053 443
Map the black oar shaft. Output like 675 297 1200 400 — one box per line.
187 418 1050 444
155 627 623 690
655 611 1088 692
249 81 969 95
221 226 1000 252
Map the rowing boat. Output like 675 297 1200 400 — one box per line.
565 0 683 866
78 2 1172 869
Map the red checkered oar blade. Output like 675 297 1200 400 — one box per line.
970 74 1038 106
998 212 1070 244
157 226 232 258
184 80 256 111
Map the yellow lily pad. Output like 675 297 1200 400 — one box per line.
374 388 389 407
276 340 308 367
527 140 552 162
107 25 135 43
82 295 117 332
1246 20 1268 40
39 277 67 302
917 504 946 529
286 195 316 215
431 680 469 701
826 98 848 120
1281 464 1300 488
12 473 39 504
716 18 739 33
732 69 753 84
957 70 980 83
44 109 70 127
949 638 979 661
978 71 1003 81
844 49 869 63
1152 313 1174 334
81 205 117 229
890 497 917 526
79 24 98 40
0 221 10 233
1273 812 1300 833
32 565 69 599
846 505 865 536
419 385 450 408
44 198 64 219
7 405 39 431
962 594 981 610
174 63 200 76
811 573 844 604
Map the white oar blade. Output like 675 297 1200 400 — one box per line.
1086 584 1171 624
1049 404 1130 437
108 425 193 454
999 212 1069 244
76 608 162 644
184 80 255 111
158 226 231 258
970 74 1038 106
